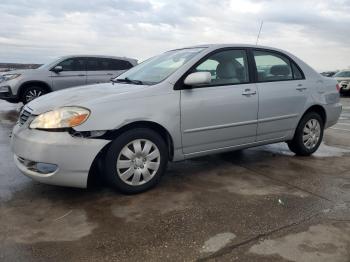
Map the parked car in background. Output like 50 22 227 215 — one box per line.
11 44 341 194
320 71 337 77
0 55 137 104
334 70 350 95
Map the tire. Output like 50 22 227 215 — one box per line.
21 86 48 104
287 112 324 156
103 128 168 194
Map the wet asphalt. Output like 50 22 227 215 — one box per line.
0 98 350 262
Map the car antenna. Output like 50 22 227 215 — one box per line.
256 20 264 45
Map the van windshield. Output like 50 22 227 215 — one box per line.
114 48 205 85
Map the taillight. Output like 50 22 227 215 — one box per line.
336 83 340 92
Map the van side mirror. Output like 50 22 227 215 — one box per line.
52 66 63 73
184 72 211 86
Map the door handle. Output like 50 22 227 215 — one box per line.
296 84 307 91
107 73 114 76
77 74 86 77
242 89 257 96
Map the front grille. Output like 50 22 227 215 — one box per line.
19 109 31 126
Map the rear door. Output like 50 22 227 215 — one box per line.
253 49 309 141
86 57 133 85
51 57 87 90
180 49 258 155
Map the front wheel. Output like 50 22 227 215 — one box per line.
287 112 324 156
103 128 168 194
21 86 48 104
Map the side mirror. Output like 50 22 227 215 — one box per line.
184 72 211 86
52 65 63 73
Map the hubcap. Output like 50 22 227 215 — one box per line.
25 89 43 102
303 119 321 150
116 139 160 186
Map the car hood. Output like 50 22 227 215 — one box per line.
0 69 30 76
26 82 150 115
335 77 350 82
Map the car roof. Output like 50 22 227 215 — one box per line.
57 55 137 62
170 43 288 53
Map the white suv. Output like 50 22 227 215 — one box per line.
0 55 137 104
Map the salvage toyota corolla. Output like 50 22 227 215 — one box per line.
11 44 342 194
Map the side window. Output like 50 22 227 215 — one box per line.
196 59 219 80
109 59 133 70
86 58 99 71
56 58 86 71
99 58 110 70
292 62 304 80
193 49 249 86
86 58 133 71
253 51 292 82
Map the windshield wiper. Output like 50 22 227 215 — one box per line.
113 77 143 85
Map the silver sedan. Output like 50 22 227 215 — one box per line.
11 44 342 194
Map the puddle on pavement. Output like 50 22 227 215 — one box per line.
249 222 350 262
111 189 193 222
200 232 236 253
2 201 97 243
194 165 309 198
0 110 18 124
252 143 350 158
0 102 20 125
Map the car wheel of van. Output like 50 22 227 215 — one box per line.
103 128 168 194
21 86 48 104
287 112 324 156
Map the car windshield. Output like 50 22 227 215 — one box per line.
37 58 61 69
114 47 206 85
334 71 350 77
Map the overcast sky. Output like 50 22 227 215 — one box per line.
0 0 349 71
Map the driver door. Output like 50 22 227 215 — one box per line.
51 57 87 91
180 49 258 155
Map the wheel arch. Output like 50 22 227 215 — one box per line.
288 104 327 141
18 81 52 99
105 121 174 160
302 104 327 125
289 104 327 142
87 120 175 187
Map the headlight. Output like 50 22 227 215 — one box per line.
0 73 21 82
30 107 90 130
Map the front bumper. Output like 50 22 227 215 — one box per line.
340 82 350 93
0 85 17 100
11 124 110 188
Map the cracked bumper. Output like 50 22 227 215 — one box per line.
11 124 109 188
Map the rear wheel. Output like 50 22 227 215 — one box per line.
103 128 168 194
287 112 324 156
21 86 48 104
